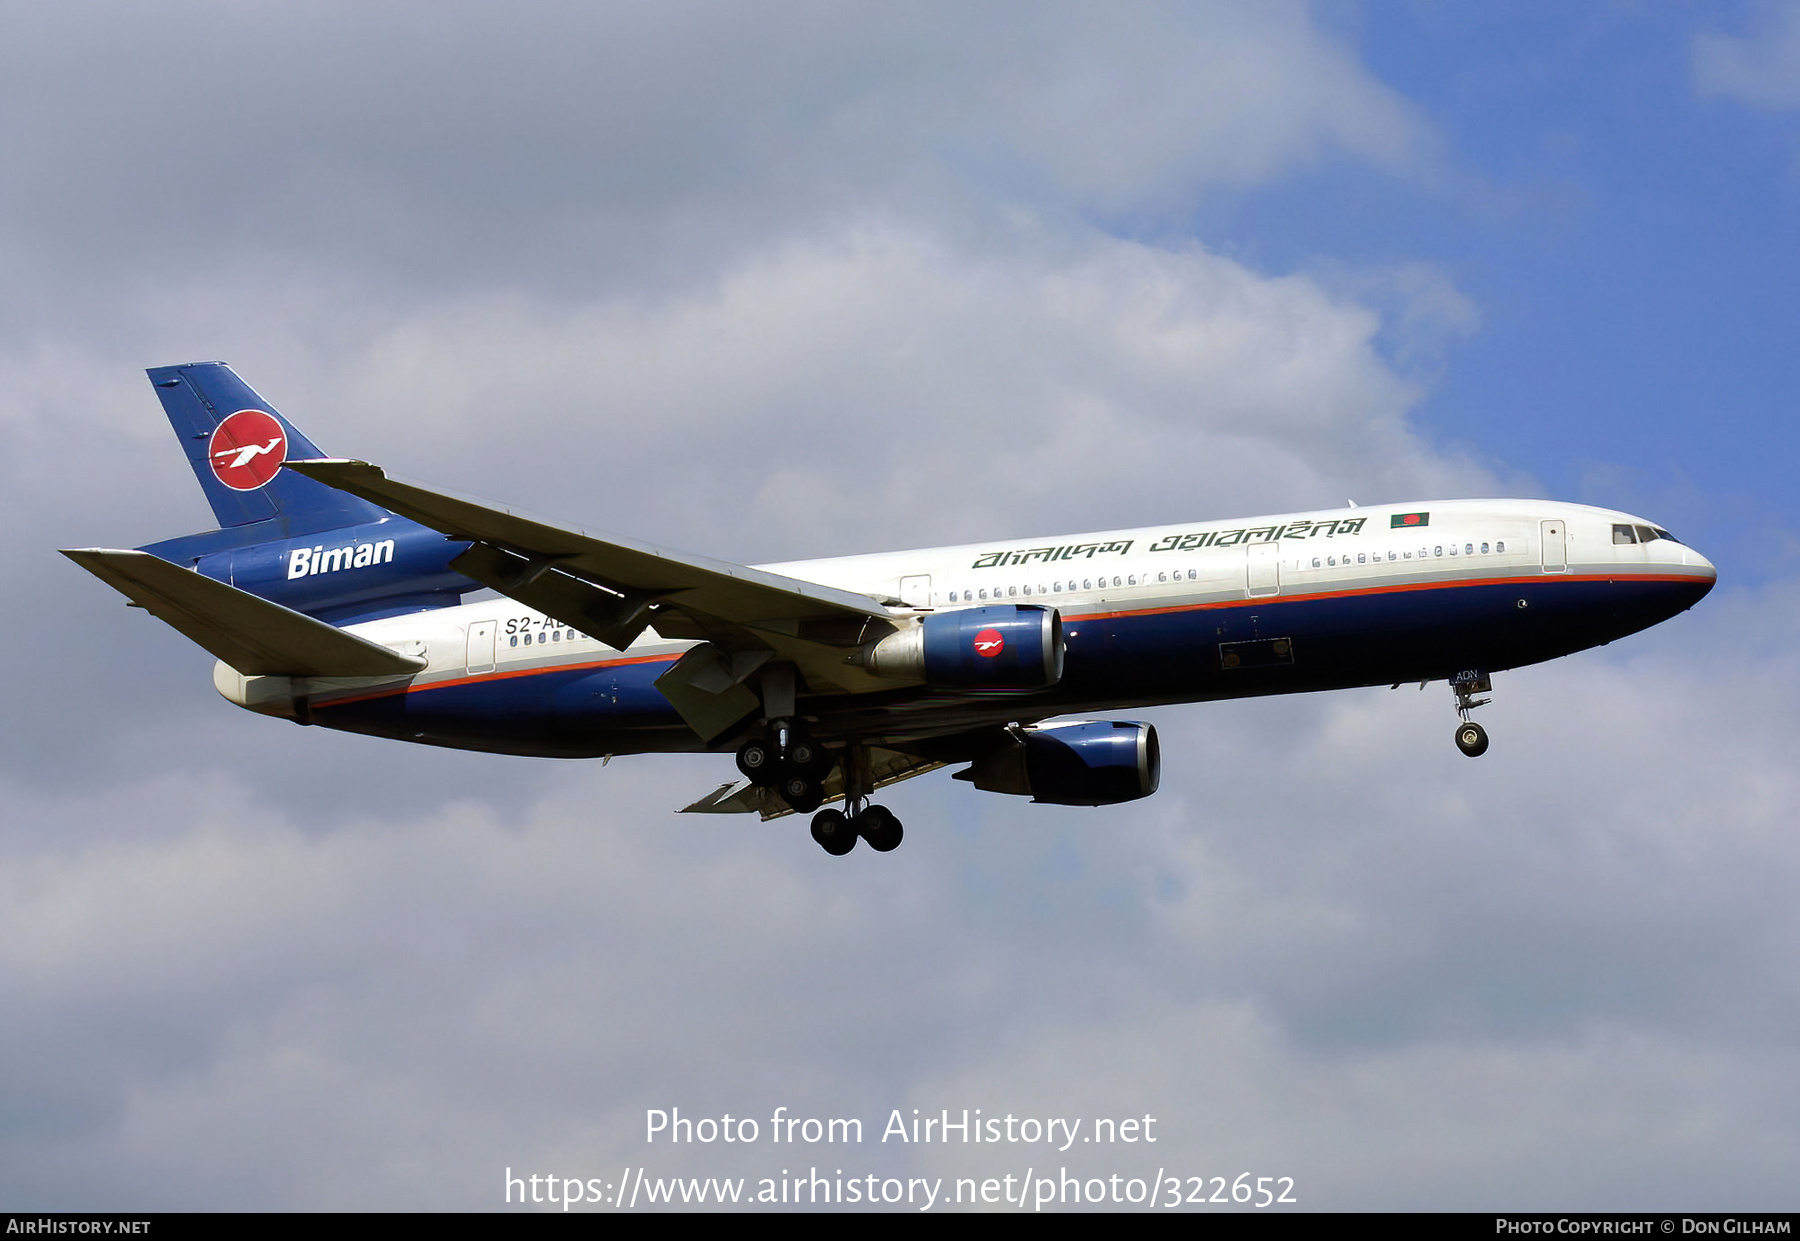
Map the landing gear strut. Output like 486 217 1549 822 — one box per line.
734 663 832 811
1451 671 1492 757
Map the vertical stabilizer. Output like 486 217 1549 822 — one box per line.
148 361 390 535
137 362 476 623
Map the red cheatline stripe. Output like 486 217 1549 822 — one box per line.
318 570 1709 704
319 650 682 707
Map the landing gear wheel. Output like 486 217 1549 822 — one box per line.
1455 721 1490 757
810 808 858 855
859 805 904 852
781 775 824 814
736 740 774 783
786 736 832 779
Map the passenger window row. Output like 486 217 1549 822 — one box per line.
943 539 1513 603
1311 541 1504 568
509 629 580 648
946 568 1209 604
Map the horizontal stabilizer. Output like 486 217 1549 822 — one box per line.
61 549 427 677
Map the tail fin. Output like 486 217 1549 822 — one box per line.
134 363 475 624
148 362 390 535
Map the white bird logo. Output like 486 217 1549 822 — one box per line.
212 437 283 469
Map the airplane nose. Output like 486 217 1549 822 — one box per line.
1686 544 1718 586
1675 542 1718 612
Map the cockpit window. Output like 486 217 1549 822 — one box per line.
1617 524 1683 545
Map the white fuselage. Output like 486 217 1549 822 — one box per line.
216 498 1714 725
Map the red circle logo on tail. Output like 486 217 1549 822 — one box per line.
208 409 288 491
974 627 1005 658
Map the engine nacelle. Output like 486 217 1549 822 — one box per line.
957 720 1161 806
862 605 1064 689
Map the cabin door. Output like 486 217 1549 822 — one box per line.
1540 520 1567 573
899 575 932 608
1246 543 1280 597
466 620 497 674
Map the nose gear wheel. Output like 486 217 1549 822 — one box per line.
1455 721 1489 757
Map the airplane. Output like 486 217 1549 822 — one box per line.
64 362 1717 856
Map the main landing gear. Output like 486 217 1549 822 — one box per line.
736 728 908 855
807 746 905 856
1451 671 1492 757
736 723 832 814
809 802 904 856
734 666 908 855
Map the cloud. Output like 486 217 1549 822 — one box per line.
1 577 1792 1210
1696 2 1800 109
0 0 1424 311
327 224 1493 559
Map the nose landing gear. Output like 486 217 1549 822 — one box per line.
1451 671 1492 757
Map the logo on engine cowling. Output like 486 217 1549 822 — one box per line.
208 409 288 491
973 627 1005 658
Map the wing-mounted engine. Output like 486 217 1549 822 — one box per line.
859 604 1064 690
955 720 1160 805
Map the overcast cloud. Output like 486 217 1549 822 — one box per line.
1 1 1793 1212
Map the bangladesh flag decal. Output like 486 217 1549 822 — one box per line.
1391 511 1430 528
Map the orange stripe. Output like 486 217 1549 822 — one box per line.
320 570 1708 705
320 650 681 707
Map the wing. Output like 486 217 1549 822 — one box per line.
680 746 946 820
285 459 912 740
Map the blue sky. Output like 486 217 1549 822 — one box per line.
1275 5 1795 578
1 1 1796 1213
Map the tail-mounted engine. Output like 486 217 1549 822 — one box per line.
955 720 1161 806
860 604 1064 690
